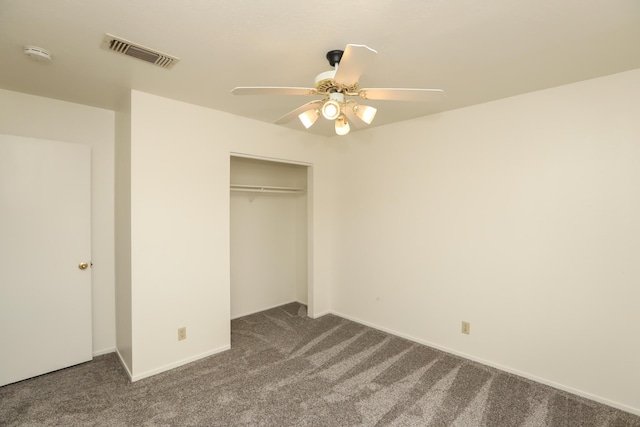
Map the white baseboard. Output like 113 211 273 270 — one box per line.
231 300 303 320
308 309 331 319
330 309 640 417
93 347 116 357
130 345 231 382
115 349 133 380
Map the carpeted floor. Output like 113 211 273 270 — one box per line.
1 302 639 426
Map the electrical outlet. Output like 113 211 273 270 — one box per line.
178 327 187 341
461 321 470 335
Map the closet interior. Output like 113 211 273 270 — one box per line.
230 155 309 319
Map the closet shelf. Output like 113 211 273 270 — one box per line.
230 184 306 195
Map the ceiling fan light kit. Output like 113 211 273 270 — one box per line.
298 109 320 129
231 44 444 136
321 98 342 120
353 104 377 124
335 115 350 136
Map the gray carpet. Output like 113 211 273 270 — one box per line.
1 302 639 426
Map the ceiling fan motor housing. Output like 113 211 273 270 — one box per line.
314 50 349 93
314 70 337 89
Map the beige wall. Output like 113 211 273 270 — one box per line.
114 92 133 373
124 90 337 380
332 69 640 414
0 89 116 356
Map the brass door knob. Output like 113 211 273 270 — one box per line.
78 262 89 270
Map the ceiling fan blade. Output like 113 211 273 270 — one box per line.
343 107 363 129
333 44 377 87
274 100 323 124
358 88 444 102
231 87 317 96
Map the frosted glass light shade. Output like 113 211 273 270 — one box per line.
322 100 341 120
335 115 350 136
354 104 377 124
298 109 320 129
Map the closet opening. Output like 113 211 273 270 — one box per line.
229 154 312 319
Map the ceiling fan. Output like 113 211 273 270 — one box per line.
231 44 444 136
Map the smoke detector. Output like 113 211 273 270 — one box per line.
24 46 51 62
102 34 179 69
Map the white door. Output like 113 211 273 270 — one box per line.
0 134 92 386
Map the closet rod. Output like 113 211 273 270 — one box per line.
230 184 306 194
231 188 305 194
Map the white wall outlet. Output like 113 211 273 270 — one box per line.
178 327 187 341
461 321 470 335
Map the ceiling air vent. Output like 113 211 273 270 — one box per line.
102 34 179 69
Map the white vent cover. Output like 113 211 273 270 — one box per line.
102 34 179 69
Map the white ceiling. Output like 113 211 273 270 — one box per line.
1 0 639 136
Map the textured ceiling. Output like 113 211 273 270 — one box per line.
1 0 639 136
